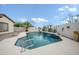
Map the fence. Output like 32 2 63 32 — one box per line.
14 27 25 32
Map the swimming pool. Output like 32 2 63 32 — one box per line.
15 32 62 49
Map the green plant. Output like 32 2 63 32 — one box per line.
14 22 23 27
14 21 33 32
23 22 32 32
42 26 47 31
14 22 32 27
48 28 52 32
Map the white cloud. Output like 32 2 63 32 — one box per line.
20 19 27 22
58 7 64 11
65 5 69 9
54 16 61 21
31 18 48 22
61 20 68 23
73 16 78 19
58 5 68 11
58 5 77 12
68 8 77 12
66 18 70 21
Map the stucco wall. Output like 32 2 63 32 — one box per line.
0 16 14 34
14 27 25 32
28 27 38 32
57 22 79 39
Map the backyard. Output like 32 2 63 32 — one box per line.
0 31 79 55
0 4 79 55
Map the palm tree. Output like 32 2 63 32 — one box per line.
48 25 52 32
42 26 47 31
38 27 41 32
23 22 32 32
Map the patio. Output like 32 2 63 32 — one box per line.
0 32 20 41
0 32 79 55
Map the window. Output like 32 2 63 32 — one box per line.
67 26 70 29
0 22 8 32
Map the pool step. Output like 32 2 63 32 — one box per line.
26 44 34 48
22 39 34 48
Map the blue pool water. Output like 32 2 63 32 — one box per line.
15 32 62 49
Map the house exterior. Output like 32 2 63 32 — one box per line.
56 15 79 41
56 20 79 41
0 14 15 34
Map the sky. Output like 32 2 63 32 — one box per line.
0 4 79 27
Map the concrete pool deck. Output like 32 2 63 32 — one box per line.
0 32 79 55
